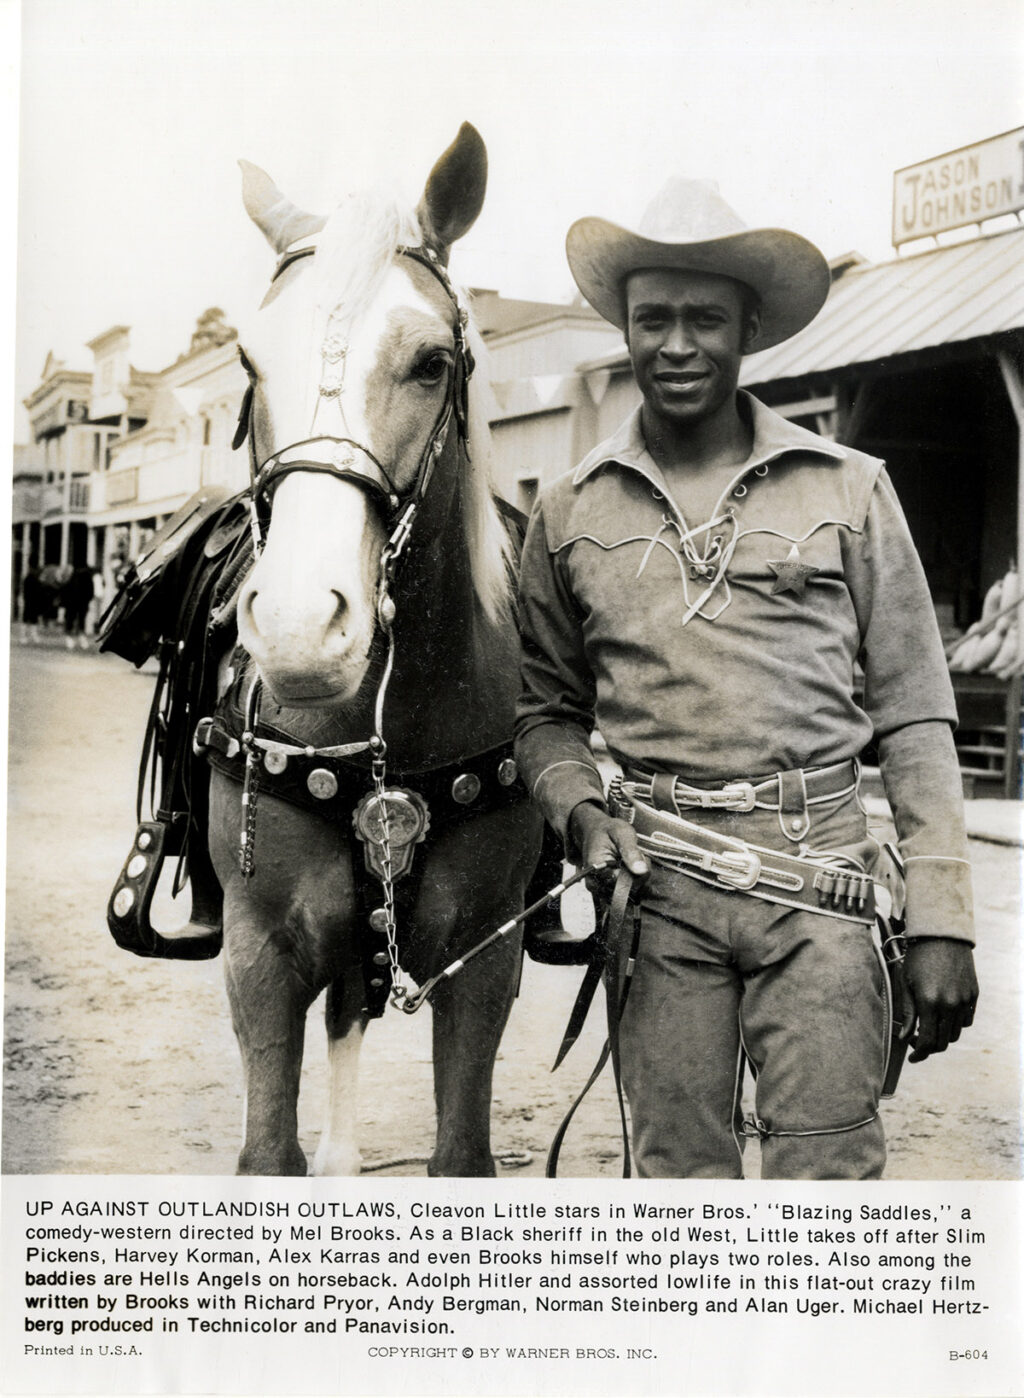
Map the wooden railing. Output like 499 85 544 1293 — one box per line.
105 468 139 507
42 482 90 516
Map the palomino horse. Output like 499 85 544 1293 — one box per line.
207 125 542 1176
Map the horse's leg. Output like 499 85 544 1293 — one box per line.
209 772 354 1177
426 936 522 1176
222 918 313 1176
312 969 368 1177
416 807 541 1177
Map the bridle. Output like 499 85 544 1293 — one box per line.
229 235 477 1008
234 239 474 625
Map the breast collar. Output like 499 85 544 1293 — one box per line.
232 239 475 577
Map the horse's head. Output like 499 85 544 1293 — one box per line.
235 124 506 709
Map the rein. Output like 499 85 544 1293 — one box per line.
231 236 478 1009
399 864 603 1014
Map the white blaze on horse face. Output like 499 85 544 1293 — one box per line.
239 471 379 705
330 261 457 497
238 256 455 705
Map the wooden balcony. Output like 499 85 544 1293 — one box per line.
105 468 139 507
12 482 42 521
41 478 90 517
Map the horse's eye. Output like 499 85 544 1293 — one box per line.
411 352 450 384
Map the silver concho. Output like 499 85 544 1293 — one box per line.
497 758 518 787
307 768 339 800
113 887 136 918
451 773 481 805
353 788 431 882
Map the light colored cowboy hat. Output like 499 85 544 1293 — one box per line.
566 178 831 352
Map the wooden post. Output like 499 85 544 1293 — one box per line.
997 350 1024 669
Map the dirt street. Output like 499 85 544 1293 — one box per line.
3 642 1021 1179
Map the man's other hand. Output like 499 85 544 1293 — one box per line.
569 801 650 882
903 939 979 1062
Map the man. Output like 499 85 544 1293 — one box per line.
514 179 978 1179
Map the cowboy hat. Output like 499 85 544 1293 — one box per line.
566 179 830 352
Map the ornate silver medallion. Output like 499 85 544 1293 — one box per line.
353 788 431 881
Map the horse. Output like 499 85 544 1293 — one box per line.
204 124 544 1176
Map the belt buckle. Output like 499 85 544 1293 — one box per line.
678 780 756 811
721 781 756 812
713 848 761 891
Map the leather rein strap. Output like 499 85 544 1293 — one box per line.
545 867 643 1179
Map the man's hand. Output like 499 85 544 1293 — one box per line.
569 801 649 884
902 939 978 1062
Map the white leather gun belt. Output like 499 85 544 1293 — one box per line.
608 778 875 924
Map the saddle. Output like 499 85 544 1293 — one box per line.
98 486 253 959
98 488 566 997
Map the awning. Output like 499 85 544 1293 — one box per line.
742 225 1024 387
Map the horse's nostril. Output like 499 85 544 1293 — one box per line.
329 590 351 638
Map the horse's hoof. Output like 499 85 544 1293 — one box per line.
427 1155 497 1178
311 1145 363 1177
237 1148 308 1177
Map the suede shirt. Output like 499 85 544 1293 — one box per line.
514 393 974 942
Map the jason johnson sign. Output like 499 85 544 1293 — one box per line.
893 127 1024 246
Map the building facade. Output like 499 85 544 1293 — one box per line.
15 312 247 613
89 315 248 598
475 290 623 514
18 352 137 576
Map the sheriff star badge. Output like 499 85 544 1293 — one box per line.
767 543 819 597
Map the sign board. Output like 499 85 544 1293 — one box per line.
892 126 1024 246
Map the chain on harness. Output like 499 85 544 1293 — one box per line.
232 238 474 1009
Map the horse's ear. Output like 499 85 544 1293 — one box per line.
239 160 326 254
416 123 488 263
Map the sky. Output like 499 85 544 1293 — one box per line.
8 0 1024 445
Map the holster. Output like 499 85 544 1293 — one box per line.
611 781 876 923
876 842 910 1098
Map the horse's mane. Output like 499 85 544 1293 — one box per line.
312 192 515 626
459 326 517 625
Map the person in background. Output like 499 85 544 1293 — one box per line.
19 561 43 644
61 564 97 650
37 565 61 635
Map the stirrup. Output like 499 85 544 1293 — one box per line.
523 857 603 966
107 821 223 960
524 922 603 966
